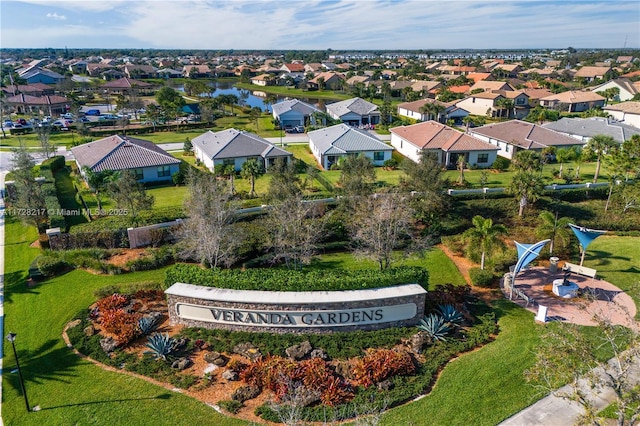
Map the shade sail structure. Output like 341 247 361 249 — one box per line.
569 224 607 265
513 240 551 276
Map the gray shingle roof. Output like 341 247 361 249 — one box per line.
272 99 321 117
542 117 640 143
191 129 291 160
308 124 393 155
71 135 180 172
326 97 379 118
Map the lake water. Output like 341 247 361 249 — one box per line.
171 80 337 112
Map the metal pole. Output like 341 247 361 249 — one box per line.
580 247 586 267
9 338 30 412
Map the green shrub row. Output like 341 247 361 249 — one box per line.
39 160 66 231
70 207 185 233
469 268 495 287
164 263 429 292
125 247 175 272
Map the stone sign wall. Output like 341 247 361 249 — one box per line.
165 283 427 334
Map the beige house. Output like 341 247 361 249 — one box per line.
603 102 640 128
573 66 611 82
539 90 605 112
591 78 640 102
397 98 469 124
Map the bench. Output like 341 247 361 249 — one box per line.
563 262 597 279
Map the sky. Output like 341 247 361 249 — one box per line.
1 0 639 50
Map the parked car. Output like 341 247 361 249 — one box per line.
77 117 90 123
285 125 305 133
85 109 101 116
16 118 27 125
52 119 72 130
61 113 75 119
3 120 13 128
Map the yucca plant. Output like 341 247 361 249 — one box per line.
138 315 159 336
144 332 175 360
418 314 451 342
437 304 464 326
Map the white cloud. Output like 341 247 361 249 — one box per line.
46 12 67 20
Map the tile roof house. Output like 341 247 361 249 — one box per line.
72 135 180 182
5 94 69 115
308 124 393 170
123 64 157 79
326 97 381 126
250 73 275 86
101 77 154 95
469 120 582 160
397 98 469 124
591 78 640 102
191 129 292 172
307 72 344 91
271 99 324 128
542 117 640 143
603 101 640 129
455 91 529 119
280 63 305 73
390 121 498 168
182 64 212 78
469 81 515 93
539 90 606 112
573 66 611 82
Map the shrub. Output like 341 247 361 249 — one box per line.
144 333 175 360
96 293 129 312
218 400 243 414
100 309 139 344
383 158 399 169
437 304 464 325
469 267 495 287
42 155 66 172
35 255 68 277
138 315 160 336
418 314 451 342
352 348 416 388
491 156 510 171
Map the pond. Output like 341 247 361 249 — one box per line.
171 80 337 112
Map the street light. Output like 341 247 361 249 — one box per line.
6 332 30 412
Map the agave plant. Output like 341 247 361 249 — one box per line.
437 304 464 326
144 332 175 360
418 314 451 342
138 315 159 336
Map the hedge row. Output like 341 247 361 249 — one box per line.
164 263 429 292
40 157 66 231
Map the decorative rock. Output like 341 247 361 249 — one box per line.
203 351 227 367
203 364 217 375
297 388 321 407
285 341 313 360
68 319 81 329
174 338 187 350
171 357 192 370
410 332 430 354
310 348 329 360
83 325 95 337
233 342 262 362
100 337 118 354
222 369 239 381
231 385 261 402
377 379 394 391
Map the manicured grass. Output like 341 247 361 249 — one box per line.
53 167 89 229
2 218 245 426
147 185 188 209
235 82 350 101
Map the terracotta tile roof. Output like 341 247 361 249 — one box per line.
540 90 605 103
469 81 514 92
6 94 68 105
101 77 152 89
466 73 492 83
574 66 611 78
447 85 470 94
470 120 579 150
603 101 640 114
520 88 554 100
390 121 498 152
71 135 180 172
283 63 305 72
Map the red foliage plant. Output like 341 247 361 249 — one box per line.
96 293 129 312
100 308 139 345
352 348 416 388
133 289 165 302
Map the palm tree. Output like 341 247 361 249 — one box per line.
223 164 236 195
463 215 507 270
419 101 445 122
240 159 263 197
83 167 118 211
555 147 576 179
584 134 616 183
535 210 572 255
508 170 545 217
462 115 474 132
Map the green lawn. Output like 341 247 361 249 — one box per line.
234 83 350 101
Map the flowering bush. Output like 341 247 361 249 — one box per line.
96 293 129 312
352 348 416 387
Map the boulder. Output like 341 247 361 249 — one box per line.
100 337 118 354
410 332 430 354
173 338 187 351
231 385 261 402
285 341 313 360
310 348 328 360
233 342 262 362
171 357 192 370
377 379 394 391
83 325 95 337
203 351 228 367
222 369 239 381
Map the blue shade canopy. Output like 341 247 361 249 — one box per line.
569 224 607 250
514 240 550 275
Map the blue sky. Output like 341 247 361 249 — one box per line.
1 1 638 50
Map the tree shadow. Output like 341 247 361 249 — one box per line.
2 271 40 304
587 250 631 267
38 393 172 411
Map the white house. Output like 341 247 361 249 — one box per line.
308 124 394 170
542 117 640 143
397 99 469 124
591 78 640 102
71 135 181 183
326 97 381 126
603 102 640 129
390 121 498 168
271 99 323 128
191 129 292 172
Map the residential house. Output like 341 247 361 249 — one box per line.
603 102 640 128
591 78 640 102
304 63 323 73
123 64 157 79
466 73 494 84
307 72 344 91
346 75 371 87
469 120 582 160
156 68 183 79
272 99 324 128
496 90 531 119
87 63 114 77
439 65 476 75
4 94 69 115
280 63 305 73
182 64 211 78
542 117 640 143
326 97 381 126
2 83 54 97
308 124 393 170
539 90 606 112
68 60 88 74
617 56 635 64
455 91 527 118
251 74 275 86
573 66 611 82
397 99 469 124
191 129 292 172
390 121 498 168
101 78 154 96
469 81 515 93
71 135 180 183
18 66 64 84
410 80 443 97
492 64 522 78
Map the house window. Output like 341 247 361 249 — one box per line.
373 151 385 161
223 159 235 166
133 168 144 180
477 153 489 163
157 165 170 177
